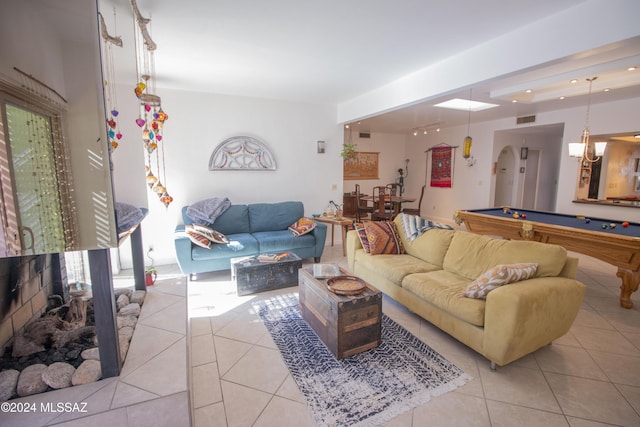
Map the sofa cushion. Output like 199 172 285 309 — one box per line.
288 217 317 237
253 230 315 253
191 233 258 260
354 251 440 285
462 263 538 299
185 205 251 235
442 232 567 280
402 271 486 326
393 216 454 267
249 201 304 232
363 221 405 255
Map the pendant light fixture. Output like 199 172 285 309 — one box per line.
568 77 607 162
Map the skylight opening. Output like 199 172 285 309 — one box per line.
434 98 499 112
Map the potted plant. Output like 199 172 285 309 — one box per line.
340 143 357 160
145 265 157 286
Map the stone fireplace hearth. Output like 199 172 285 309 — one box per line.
0 254 145 401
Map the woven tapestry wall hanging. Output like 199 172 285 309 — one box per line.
429 145 453 188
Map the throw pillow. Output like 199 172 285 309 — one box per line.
363 220 405 255
289 217 317 237
185 229 211 249
462 263 539 299
190 223 229 244
354 222 371 253
184 223 229 249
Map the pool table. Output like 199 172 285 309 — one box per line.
454 208 640 309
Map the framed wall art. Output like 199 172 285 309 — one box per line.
343 152 379 180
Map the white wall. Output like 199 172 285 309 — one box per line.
342 132 408 196
113 88 342 267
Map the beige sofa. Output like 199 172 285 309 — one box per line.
346 215 586 368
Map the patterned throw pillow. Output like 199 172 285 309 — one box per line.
190 223 228 244
462 263 538 299
363 221 405 255
184 223 228 249
289 217 317 237
354 222 371 253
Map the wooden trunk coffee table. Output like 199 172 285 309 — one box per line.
231 253 302 296
298 266 382 359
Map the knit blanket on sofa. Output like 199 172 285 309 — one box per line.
186 197 231 225
398 213 453 242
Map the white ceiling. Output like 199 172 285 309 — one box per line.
44 0 640 134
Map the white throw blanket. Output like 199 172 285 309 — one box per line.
398 213 453 242
186 197 231 225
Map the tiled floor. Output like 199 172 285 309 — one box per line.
0 269 191 427
2 244 640 426
188 246 640 427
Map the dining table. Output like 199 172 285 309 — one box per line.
360 194 416 217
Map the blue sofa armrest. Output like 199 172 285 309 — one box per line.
310 220 328 259
174 224 194 274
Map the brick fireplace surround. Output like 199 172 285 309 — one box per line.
0 254 65 358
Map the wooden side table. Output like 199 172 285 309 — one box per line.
314 216 353 256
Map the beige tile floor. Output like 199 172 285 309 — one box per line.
2 244 640 426
0 270 191 427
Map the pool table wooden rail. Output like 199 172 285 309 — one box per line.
454 210 640 309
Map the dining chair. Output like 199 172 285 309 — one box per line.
355 184 373 222
402 185 426 216
386 183 401 196
371 186 394 221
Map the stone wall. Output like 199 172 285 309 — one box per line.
0 255 55 357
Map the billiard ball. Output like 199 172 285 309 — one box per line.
521 214 527 219
622 221 630 227
601 224 608 229
610 223 616 228
585 218 590 223
512 213 519 219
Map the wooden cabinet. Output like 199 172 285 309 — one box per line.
343 194 356 216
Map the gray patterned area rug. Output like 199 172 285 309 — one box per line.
256 293 471 427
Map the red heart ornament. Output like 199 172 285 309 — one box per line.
136 118 145 127
156 135 162 141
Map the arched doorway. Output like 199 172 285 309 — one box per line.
494 147 515 207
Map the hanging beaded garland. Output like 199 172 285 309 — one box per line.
98 11 123 151
131 0 173 207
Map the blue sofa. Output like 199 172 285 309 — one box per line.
174 201 327 278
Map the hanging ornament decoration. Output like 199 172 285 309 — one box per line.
131 0 173 208
98 11 123 151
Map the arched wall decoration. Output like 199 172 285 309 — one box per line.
209 136 277 170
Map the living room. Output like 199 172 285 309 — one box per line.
1 1 640 426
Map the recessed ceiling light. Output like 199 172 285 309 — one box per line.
512 100 517 103
603 88 610 92
525 89 532 93
571 79 578 84
559 96 565 100
628 67 637 71
434 98 499 111
345 124 350 129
